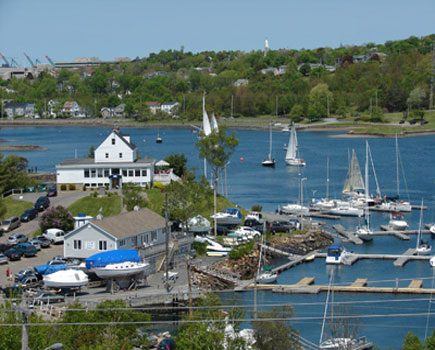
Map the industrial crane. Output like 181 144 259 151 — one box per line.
0 53 19 67
0 52 10 67
45 56 55 65
24 52 35 67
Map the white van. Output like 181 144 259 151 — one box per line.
43 228 65 244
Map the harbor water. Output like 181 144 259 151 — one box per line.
1 125 435 348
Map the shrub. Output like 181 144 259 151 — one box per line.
60 184 67 191
68 184 76 191
39 205 74 232
153 182 165 189
82 184 87 191
192 241 207 256
229 240 255 260
251 205 262 212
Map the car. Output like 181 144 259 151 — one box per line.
47 255 67 265
20 208 38 222
7 233 28 245
33 235 51 248
4 248 23 261
409 119 418 125
157 337 176 350
234 226 261 238
16 274 40 288
421 120 429 125
0 253 8 264
288 218 301 230
46 185 58 197
29 239 41 251
30 292 65 304
34 196 50 211
399 120 405 124
243 218 264 231
268 220 291 234
43 228 65 244
0 243 12 253
15 267 36 282
0 216 21 232
10 243 37 257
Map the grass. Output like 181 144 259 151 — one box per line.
67 194 122 217
2 197 34 219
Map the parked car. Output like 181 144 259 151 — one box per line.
421 120 428 125
288 218 301 230
46 185 58 197
43 228 65 244
0 243 12 253
15 267 36 282
20 208 38 222
4 248 23 261
30 291 65 304
29 239 41 251
33 235 51 248
399 120 405 124
233 226 261 238
0 253 8 264
48 255 67 265
16 274 40 288
0 216 21 232
34 196 50 211
7 233 28 245
268 220 291 234
158 337 176 350
11 243 37 257
243 218 263 231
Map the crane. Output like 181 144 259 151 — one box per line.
24 52 35 67
45 56 55 65
0 52 10 67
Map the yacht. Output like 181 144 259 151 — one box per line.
387 212 408 231
92 261 150 279
256 271 278 284
210 208 242 226
281 204 309 215
325 245 348 265
43 269 89 289
327 202 363 217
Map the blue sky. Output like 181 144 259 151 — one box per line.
1 0 434 66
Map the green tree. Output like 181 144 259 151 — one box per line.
402 331 422 350
308 83 333 121
165 153 188 177
122 183 148 211
289 104 305 122
195 127 238 236
407 86 426 109
0 154 31 192
86 145 95 158
40 205 74 232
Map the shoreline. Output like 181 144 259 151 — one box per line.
0 119 434 138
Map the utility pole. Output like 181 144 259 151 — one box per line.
375 90 378 109
275 95 278 117
183 95 186 114
224 162 229 198
370 98 372 116
164 192 170 292
187 258 193 317
326 94 330 118
230 95 233 118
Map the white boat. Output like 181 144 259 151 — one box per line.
342 149 365 199
356 141 374 242
281 203 309 215
328 202 363 217
245 211 263 223
197 236 232 254
43 269 89 289
416 199 431 255
311 157 336 211
187 215 211 233
320 338 354 350
285 123 305 166
92 261 150 279
281 125 290 132
257 272 277 284
325 245 348 264
430 256 435 267
210 208 242 226
156 129 163 143
262 122 275 167
387 212 408 230
430 225 435 235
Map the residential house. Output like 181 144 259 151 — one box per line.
100 103 126 118
146 102 161 114
234 79 249 87
56 128 154 190
161 102 179 115
61 101 84 117
100 107 113 118
63 208 193 269
3 102 35 119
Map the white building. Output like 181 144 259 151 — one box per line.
161 102 179 115
56 128 154 190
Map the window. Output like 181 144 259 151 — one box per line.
119 239 125 247
85 183 90 187
122 169 127 177
144 234 149 243
131 236 137 247
98 240 108 251
119 153 123 158
91 183 97 187
141 169 147 177
128 169 134 177
91 169 96 178
97 168 103 177
73 240 82 250
135 169 140 177
111 138 115 145
104 169 110 177
151 231 157 241
105 153 109 159
84 169 90 178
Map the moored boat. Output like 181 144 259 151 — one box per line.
43 269 89 289
325 245 348 264
387 212 408 231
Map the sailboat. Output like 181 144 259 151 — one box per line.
416 199 431 255
285 123 306 166
156 128 163 143
211 112 219 132
356 141 374 241
342 149 365 199
256 236 277 284
262 122 275 167
311 156 336 210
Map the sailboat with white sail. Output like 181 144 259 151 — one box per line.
211 112 219 132
285 123 305 166
342 149 365 199
356 141 374 241
311 156 336 210
416 198 431 255
262 122 275 167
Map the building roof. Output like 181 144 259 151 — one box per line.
112 128 136 150
56 157 154 167
4 102 34 109
146 101 161 107
92 208 166 239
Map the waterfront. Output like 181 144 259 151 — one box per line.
1 126 435 348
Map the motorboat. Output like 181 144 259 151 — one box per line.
415 199 431 255
281 204 309 215
233 226 261 239
327 203 363 217
376 200 412 212
430 225 435 235
325 245 348 264
430 256 435 267
245 211 263 223
187 215 211 233
85 249 141 269
387 212 408 231
92 261 150 279
256 272 278 284
210 208 242 226
196 236 232 254
43 269 89 288
310 198 336 210
285 123 306 166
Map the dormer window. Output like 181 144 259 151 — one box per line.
112 138 115 145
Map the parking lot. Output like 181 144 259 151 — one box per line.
0 191 88 286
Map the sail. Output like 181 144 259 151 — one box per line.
203 109 212 136
285 124 297 159
342 149 365 193
211 113 219 132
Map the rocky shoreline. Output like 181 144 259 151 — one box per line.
0 144 46 151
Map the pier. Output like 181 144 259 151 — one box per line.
252 277 435 295
333 224 363 244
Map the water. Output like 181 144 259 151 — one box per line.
1 125 435 348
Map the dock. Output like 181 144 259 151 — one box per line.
332 224 363 244
253 277 435 295
272 251 320 274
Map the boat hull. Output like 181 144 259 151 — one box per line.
285 158 306 166
262 160 275 167
43 270 89 288
257 273 277 284
328 208 363 217
93 263 149 279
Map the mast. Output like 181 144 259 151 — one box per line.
320 270 334 345
268 122 272 159
326 156 330 200
396 134 400 197
365 141 370 228
416 198 424 250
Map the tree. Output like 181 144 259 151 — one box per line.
0 199 6 221
308 83 333 121
122 183 147 211
165 153 188 177
40 205 74 232
402 331 422 350
86 145 95 158
289 104 305 122
0 154 31 192
407 87 426 109
195 127 238 236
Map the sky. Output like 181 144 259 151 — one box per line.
1 0 434 66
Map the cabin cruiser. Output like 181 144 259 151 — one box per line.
210 208 242 226
327 202 363 217
187 215 211 233
92 261 150 279
43 269 89 288
245 211 263 224
387 212 408 231
281 204 309 215
310 198 336 210
376 199 412 212
325 245 348 265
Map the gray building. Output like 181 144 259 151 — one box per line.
3 102 35 119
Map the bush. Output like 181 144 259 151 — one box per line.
192 241 207 256
40 205 74 232
251 205 262 212
60 184 67 191
68 184 76 191
153 182 165 189
82 184 87 191
229 240 255 260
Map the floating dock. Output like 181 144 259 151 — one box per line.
252 277 435 295
333 224 363 244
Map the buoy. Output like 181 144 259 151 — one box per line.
143 139 146 143
240 157 244 162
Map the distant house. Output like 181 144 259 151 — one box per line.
100 103 126 118
48 99 60 118
146 102 161 114
3 102 35 119
234 79 249 87
161 102 179 115
143 71 168 79
100 107 113 118
61 101 85 117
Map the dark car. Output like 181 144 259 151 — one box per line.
243 218 264 231
30 292 65 304
9 243 37 258
15 267 36 282
34 196 50 211
20 208 38 222
268 220 291 234
0 253 8 264
0 243 12 253
16 274 40 288
7 233 28 245
421 120 428 125
46 186 57 197
34 235 51 248
399 120 405 124
4 248 23 261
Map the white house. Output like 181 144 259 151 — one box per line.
56 128 154 190
161 102 179 115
